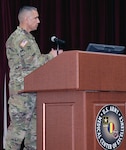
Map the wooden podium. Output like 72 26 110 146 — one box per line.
23 50 126 150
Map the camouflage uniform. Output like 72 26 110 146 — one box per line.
5 26 54 150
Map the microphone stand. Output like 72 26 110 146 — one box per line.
56 42 59 55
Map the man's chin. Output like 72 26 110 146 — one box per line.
31 28 37 32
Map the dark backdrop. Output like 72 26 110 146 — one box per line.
1 0 126 149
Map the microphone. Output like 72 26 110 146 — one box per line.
51 36 65 44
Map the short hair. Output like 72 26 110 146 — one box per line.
18 6 37 22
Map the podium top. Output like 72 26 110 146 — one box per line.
23 50 126 92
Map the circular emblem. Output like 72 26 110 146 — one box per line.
95 104 125 150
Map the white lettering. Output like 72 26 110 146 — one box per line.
119 116 125 138
100 138 112 149
110 106 119 114
112 142 117 149
96 116 102 139
102 107 109 115
97 132 102 139
116 137 122 145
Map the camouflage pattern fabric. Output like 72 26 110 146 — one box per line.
6 26 53 96
5 26 54 150
5 93 36 150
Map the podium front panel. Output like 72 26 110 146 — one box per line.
23 51 126 92
37 91 126 150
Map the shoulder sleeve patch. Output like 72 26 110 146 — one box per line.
20 39 28 48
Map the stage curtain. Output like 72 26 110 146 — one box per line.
0 0 126 149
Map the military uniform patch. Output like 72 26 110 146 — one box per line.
20 39 28 48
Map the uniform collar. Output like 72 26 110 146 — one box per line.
17 26 35 40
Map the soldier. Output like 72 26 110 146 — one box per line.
5 6 63 150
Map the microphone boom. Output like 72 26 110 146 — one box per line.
51 36 65 44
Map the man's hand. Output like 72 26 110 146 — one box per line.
50 48 63 57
